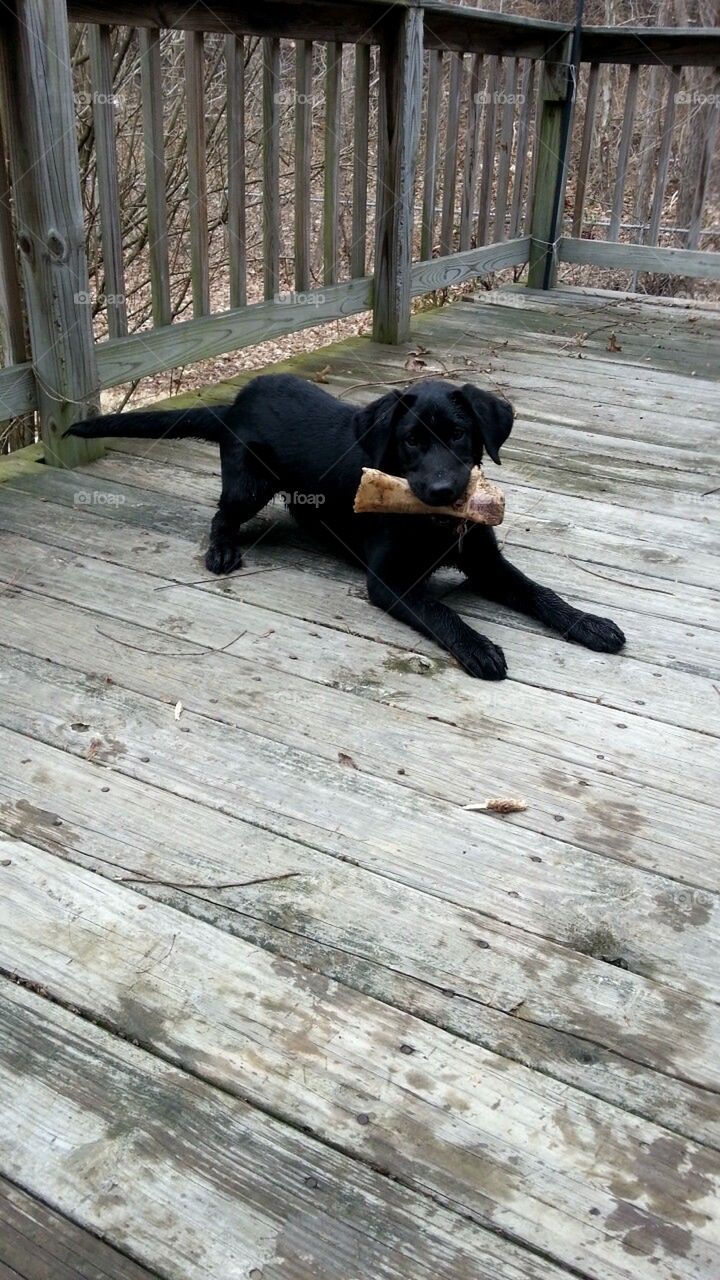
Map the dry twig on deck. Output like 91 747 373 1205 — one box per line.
94 626 248 656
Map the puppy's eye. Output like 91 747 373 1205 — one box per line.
405 431 420 448
450 425 465 440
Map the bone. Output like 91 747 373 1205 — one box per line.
353 466 505 525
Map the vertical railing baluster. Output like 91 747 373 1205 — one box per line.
571 62 599 239
494 57 519 242
226 34 246 309
139 27 171 327
608 64 639 241
524 74 544 236
88 25 128 337
294 41 313 292
439 52 463 256
476 55 499 247
509 59 535 239
687 72 719 250
351 43 370 279
324 42 343 285
646 67 680 247
460 54 484 252
185 31 210 316
420 49 442 262
262 37 281 301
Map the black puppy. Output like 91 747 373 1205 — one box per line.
68 374 625 678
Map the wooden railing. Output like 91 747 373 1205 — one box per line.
563 40 720 284
0 2 718 465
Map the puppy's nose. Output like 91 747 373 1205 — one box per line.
425 481 457 506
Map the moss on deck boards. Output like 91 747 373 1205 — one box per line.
147 283 720 415
0 443 44 484
148 334 384 412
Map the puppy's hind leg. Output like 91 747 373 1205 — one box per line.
206 443 278 575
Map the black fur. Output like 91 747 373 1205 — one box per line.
67 374 625 678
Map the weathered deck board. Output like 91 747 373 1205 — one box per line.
2 982 561 1280
5 458 712 632
2 838 719 1280
5 466 716 674
0 285 718 1278
0 559 718 891
101 430 719 524
0 635 718 1005
100 406 720 499
57 450 720 589
1 532 717 807
0 1178 156 1280
1 729 718 1151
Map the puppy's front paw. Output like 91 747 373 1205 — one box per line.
566 612 626 653
457 636 508 680
205 540 244 575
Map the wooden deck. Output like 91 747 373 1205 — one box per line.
0 284 719 1279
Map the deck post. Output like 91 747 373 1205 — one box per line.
0 0 102 467
372 7 423 344
527 37 572 290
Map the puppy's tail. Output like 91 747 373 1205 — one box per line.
64 405 227 444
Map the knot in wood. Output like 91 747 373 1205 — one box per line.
17 232 33 262
46 229 68 261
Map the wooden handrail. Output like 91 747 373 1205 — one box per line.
581 25 720 66
66 2 720 66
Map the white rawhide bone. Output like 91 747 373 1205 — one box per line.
354 465 505 525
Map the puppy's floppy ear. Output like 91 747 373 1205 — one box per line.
354 388 411 471
454 384 514 465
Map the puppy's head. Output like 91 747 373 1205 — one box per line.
357 380 513 507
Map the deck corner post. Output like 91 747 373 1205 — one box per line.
372 6 423 344
527 36 573 291
0 0 102 467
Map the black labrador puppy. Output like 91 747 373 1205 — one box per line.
68 373 625 678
